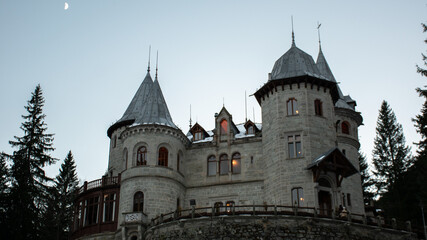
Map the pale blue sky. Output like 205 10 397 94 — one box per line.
0 1 426 182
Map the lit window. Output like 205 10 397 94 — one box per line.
342 122 350 134
314 99 323 116
136 147 147 166
158 147 168 166
103 193 116 222
194 131 203 141
291 188 304 207
287 98 299 116
133 192 144 212
231 153 241 174
226 201 235 212
220 154 229 175
220 119 228 135
208 155 217 176
288 135 302 158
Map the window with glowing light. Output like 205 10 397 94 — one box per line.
231 153 241 174
288 135 302 158
220 154 229 175
208 155 217 176
220 119 228 135
287 98 299 116
158 147 168 166
136 146 147 166
341 121 350 135
292 187 304 207
226 201 235 212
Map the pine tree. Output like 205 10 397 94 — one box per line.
6 85 57 239
0 153 10 237
358 151 374 205
54 151 79 240
372 100 412 196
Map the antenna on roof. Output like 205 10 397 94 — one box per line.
155 50 159 80
253 107 255 123
317 22 322 50
189 104 192 129
291 16 295 47
147 45 151 72
245 90 248 122
223 97 225 107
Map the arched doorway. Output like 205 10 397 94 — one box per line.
317 178 333 216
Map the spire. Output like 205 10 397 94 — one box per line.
317 22 322 51
147 45 151 73
189 104 192 129
155 50 159 81
291 16 296 47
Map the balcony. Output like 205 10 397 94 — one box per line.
123 212 149 225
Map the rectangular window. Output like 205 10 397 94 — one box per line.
292 188 304 207
103 193 116 222
288 135 302 158
347 193 351 206
84 196 99 226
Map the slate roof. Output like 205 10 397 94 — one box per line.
108 71 177 137
270 43 326 81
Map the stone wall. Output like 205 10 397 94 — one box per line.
144 216 418 240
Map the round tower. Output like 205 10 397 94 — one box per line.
107 68 188 236
254 40 360 214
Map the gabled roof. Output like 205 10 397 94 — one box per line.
307 147 358 180
107 71 177 137
270 44 325 80
189 122 209 138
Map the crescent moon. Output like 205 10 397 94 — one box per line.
64 2 69 10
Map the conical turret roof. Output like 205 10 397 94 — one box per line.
107 71 177 137
316 48 336 83
270 44 324 80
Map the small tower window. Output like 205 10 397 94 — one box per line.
207 155 217 176
158 147 168 167
314 99 323 116
136 147 147 166
220 119 228 135
133 192 144 212
287 98 299 116
231 153 241 174
291 187 304 207
342 121 350 135
288 135 302 158
220 154 229 175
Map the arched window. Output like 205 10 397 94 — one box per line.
214 202 223 214
207 155 216 176
287 98 299 116
123 149 128 170
220 119 228 135
342 121 350 134
226 201 235 212
136 147 147 166
133 192 144 212
291 188 304 207
220 154 229 175
231 153 241 174
314 99 323 116
158 147 168 166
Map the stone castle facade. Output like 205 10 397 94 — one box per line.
72 37 367 240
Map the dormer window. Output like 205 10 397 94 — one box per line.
247 126 254 134
220 119 228 135
287 98 299 116
194 131 203 141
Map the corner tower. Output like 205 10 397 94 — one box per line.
107 64 188 235
255 37 361 214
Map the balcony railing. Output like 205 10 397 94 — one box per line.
78 174 121 194
150 204 416 234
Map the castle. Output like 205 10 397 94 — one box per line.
71 35 366 240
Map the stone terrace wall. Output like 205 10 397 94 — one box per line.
145 216 418 240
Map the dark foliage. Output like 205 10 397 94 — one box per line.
358 151 374 205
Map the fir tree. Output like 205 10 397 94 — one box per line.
358 151 374 205
0 153 10 237
372 100 412 196
54 151 79 240
6 85 57 239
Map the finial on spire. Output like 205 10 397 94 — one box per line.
317 22 322 51
245 90 248 122
155 50 159 80
147 45 151 72
189 104 192 129
291 16 295 47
